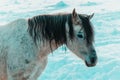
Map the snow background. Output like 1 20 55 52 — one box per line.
0 0 120 80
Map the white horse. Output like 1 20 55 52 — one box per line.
0 9 97 80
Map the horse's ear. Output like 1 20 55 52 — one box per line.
72 8 77 18
72 8 82 25
88 13 94 19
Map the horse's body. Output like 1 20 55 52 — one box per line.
0 9 97 80
0 19 39 80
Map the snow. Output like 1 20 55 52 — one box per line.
0 0 120 80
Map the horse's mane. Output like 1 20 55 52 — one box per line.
28 14 74 46
28 13 94 47
78 14 94 45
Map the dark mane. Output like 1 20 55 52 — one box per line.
28 14 74 46
79 14 94 45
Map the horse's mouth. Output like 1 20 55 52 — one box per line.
85 61 96 67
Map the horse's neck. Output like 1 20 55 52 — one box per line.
38 40 62 58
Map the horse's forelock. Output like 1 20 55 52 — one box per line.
78 15 94 45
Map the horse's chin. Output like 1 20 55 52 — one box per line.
85 61 96 67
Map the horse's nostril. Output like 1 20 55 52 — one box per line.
91 57 95 63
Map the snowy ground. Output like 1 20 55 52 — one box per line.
0 0 120 80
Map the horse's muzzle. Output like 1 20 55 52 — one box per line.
85 57 97 67
85 61 96 67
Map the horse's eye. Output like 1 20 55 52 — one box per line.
77 33 83 38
